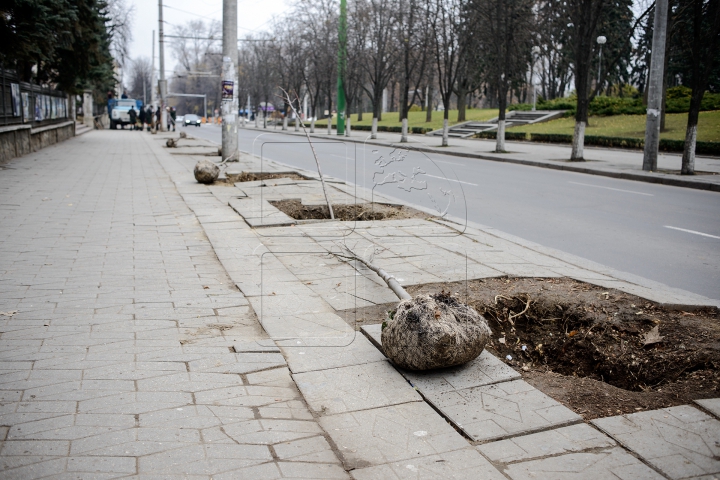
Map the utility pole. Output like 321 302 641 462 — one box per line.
158 1 168 131
221 0 239 160
642 0 668 171
336 0 347 135
151 30 156 105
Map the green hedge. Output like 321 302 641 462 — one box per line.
509 91 720 116
474 131 527 141
323 124 432 134
527 133 720 155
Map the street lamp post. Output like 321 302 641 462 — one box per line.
531 46 541 112
596 35 607 92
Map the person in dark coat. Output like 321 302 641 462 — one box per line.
138 106 146 130
170 107 176 131
146 106 154 131
156 106 162 131
128 106 137 130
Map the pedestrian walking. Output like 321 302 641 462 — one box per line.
138 106 146 131
128 106 137 131
170 107 176 132
156 106 162 131
146 106 154 132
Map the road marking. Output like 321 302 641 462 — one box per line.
664 226 720 239
424 174 477 186
568 181 654 196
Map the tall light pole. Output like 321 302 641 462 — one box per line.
158 1 168 131
221 0 239 161
531 46 541 111
643 0 668 172
596 36 606 93
336 0 347 136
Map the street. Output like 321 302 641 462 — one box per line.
189 124 720 300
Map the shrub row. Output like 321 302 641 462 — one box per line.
508 93 720 116
320 124 431 134
474 131 527 141
497 132 720 155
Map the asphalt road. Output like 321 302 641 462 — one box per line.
187 123 720 300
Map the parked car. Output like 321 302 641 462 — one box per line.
184 114 201 127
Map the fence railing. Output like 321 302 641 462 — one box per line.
0 67 70 128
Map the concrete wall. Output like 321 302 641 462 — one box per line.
0 121 75 164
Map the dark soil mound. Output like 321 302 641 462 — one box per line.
348 277 719 419
270 199 429 222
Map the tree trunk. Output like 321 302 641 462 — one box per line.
457 86 467 122
571 86 589 161
681 87 704 174
495 84 507 153
371 117 378 139
441 107 449 147
426 84 433 122
401 118 408 143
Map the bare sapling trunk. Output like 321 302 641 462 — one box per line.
371 117 378 139
441 106 449 147
327 115 332 135
345 116 351 137
282 116 288 131
280 89 335 219
401 118 408 143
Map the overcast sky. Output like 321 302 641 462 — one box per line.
127 0 288 73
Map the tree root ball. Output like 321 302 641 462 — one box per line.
381 293 491 370
179 131 187 138
194 160 220 184
166 139 177 148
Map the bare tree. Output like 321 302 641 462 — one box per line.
168 20 222 116
358 0 400 138
106 0 134 90
431 0 463 146
472 0 534 152
677 0 720 174
127 57 152 104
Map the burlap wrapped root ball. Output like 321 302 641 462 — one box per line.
194 159 219 184
381 293 491 370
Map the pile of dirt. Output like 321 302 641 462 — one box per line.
270 199 430 222
347 277 719 420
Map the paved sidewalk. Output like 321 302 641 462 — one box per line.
245 124 720 191
2 130 719 479
0 131 347 478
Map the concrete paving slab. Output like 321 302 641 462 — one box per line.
695 398 720 419
478 423 616 463
318 401 469 470
293 361 421 415
503 447 666 480
592 405 720 479
350 447 506 479
400 351 520 394
426 379 581 442
281 333 386 374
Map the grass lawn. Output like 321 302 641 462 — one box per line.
510 111 720 143
314 108 499 131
